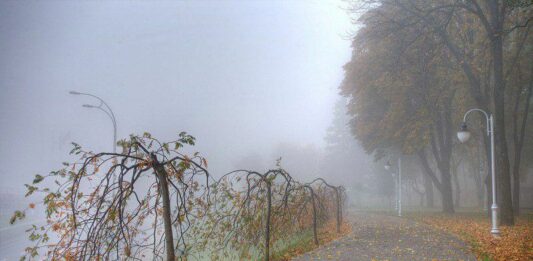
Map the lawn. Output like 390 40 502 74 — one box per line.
273 220 352 261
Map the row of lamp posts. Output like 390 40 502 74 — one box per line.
384 108 499 236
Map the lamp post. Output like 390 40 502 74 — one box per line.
457 108 499 236
384 162 397 212
69 91 117 153
385 158 402 217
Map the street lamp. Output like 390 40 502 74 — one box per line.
384 159 401 217
70 91 117 153
384 161 394 210
384 161 391 170
457 108 499 236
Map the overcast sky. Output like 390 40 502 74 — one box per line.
0 0 354 189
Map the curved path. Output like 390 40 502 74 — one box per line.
292 212 476 261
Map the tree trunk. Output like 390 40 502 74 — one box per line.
485 174 492 217
434 109 455 214
511 66 532 215
423 173 434 208
452 170 461 208
335 188 341 233
152 154 176 261
311 190 319 245
264 181 272 261
441 172 455 213
488 0 514 226
474 142 485 209
512 161 520 215
417 151 454 213
475 175 484 209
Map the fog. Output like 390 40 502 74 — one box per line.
0 1 371 258
0 0 359 187
2 1 531 260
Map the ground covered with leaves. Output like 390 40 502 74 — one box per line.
292 212 475 261
412 211 533 261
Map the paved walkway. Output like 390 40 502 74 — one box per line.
292 212 476 261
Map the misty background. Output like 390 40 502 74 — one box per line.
0 0 370 189
0 1 369 258
1 1 531 260
0 2 375 253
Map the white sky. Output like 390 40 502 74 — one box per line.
0 0 354 188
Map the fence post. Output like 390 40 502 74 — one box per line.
335 187 341 233
311 189 319 245
264 180 272 261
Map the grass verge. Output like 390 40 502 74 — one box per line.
272 220 352 261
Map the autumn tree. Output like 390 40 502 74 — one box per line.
11 132 210 261
381 0 532 224
345 0 533 222
341 2 464 213
504 15 533 215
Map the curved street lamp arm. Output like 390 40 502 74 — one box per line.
75 92 117 129
462 108 491 136
73 91 118 153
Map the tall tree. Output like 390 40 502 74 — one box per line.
347 0 533 224
505 17 533 215
341 3 464 213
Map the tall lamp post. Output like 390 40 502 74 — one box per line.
385 158 402 217
385 164 398 212
69 91 117 153
457 108 499 236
